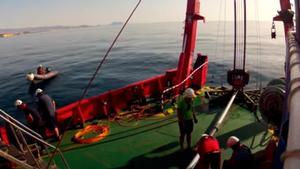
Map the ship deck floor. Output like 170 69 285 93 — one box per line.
46 96 270 169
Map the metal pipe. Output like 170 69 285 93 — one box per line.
186 153 200 169
8 124 24 152
0 109 42 139
17 130 42 169
295 0 300 42
0 112 55 149
0 149 34 169
209 90 239 136
186 91 238 169
284 32 300 169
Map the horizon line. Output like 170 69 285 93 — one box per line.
1 20 274 30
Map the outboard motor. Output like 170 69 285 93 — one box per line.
259 78 285 127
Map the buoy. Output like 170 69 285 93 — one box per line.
73 124 109 144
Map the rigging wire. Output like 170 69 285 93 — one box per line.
243 0 247 71
46 0 142 166
238 0 243 69
254 0 262 89
222 0 227 85
214 0 223 85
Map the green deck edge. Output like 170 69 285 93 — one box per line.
45 95 269 169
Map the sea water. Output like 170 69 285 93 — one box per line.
0 22 285 122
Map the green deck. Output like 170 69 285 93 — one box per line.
46 95 270 169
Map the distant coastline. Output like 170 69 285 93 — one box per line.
0 21 268 38
0 22 127 38
0 25 95 38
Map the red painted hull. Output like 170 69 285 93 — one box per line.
56 0 207 127
56 55 208 126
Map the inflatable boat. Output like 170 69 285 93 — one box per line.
26 70 59 84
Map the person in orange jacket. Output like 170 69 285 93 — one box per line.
15 99 44 134
195 134 221 169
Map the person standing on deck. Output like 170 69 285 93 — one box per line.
177 88 198 150
222 136 253 169
35 88 60 139
15 99 44 134
195 134 221 169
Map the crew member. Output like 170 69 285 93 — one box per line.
15 99 43 133
35 88 60 139
223 136 253 169
177 88 198 150
37 64 46 75
195 134 221 169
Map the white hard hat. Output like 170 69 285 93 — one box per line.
183 88 196 98
201 133 209 137
26 73 35 81
35 88 43 96
15 99 23 107
226 136 240 148
39 64 43 67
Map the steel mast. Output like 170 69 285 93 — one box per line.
176 0 204 91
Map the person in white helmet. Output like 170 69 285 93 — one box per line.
177 88 198 151
222 136 253 169
15 99 43 133
37 64 46 75
35 88 60 139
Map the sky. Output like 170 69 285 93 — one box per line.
0 0 284 28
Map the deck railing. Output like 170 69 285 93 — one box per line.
0 109 70 169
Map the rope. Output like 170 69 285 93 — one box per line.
222 0 227 85
47 0 142 164
160 61 208 108
214 0 223 85
73 124 110 144
78 0 141 104
254 0 262 89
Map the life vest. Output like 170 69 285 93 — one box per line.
17 103 34 123
197 136 220 155
0 126 10 145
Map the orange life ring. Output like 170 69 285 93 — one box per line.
73 124 109 144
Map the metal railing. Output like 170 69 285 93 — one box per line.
0 109 70 169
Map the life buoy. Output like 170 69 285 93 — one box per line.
73 124 109 144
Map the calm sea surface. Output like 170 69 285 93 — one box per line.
0 22 285 122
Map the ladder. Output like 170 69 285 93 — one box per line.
0 109 69 169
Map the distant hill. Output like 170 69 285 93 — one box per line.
0 25 94 35
110 22 123 25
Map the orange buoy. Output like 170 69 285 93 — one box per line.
73 124 109 144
